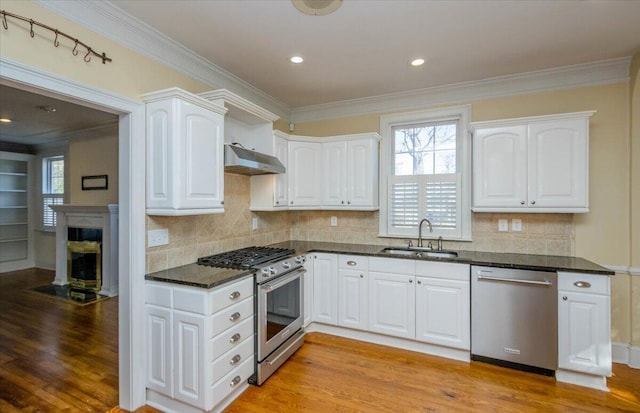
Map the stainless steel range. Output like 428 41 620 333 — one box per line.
197 246 306 385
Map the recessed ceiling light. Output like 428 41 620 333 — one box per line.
0 118 11 123
290 56 304 64
411 58 425 67
292 0 343 16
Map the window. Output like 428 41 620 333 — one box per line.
379 106 471 240
42 155 65 229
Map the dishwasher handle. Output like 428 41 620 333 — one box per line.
477 274 552 286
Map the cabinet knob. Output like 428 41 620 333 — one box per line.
229 354 242 366
347 260 357 266
221 200 224 205
341 201 345 204
409 279 413 283
520 200 525 205
230 375 242 387
276 201 279 205
229 312 241 322
229 291 241 300
229 333 241 344
290 201 294 205
360 274 364 278
417 280 422 284
574 281 591 288
562 296 568 301
347 201 351 205
531 200 536 205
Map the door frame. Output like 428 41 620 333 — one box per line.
0 58 147 410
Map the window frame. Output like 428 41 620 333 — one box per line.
379 105 472 241
39 152 67 231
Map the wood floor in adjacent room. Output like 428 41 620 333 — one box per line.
2 268 639 413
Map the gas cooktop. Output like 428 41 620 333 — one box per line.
197 246 295 270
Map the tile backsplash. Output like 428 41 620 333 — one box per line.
146 174 574 272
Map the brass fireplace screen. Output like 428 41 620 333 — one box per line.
67 241 102 293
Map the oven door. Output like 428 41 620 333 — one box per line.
258 267 305 361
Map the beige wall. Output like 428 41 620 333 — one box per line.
630 52 640 347
69 134 119 205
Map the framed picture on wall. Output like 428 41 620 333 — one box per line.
82 175 108 190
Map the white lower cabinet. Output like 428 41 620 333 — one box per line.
145 276 254 411
312 253 338 325
558 272 611 377
303 253 314 327
369 272 416 339
338 255 369 331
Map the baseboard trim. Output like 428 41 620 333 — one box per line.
611 342 640 369
555 369 609 392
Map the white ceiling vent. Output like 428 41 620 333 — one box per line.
292 0 343 16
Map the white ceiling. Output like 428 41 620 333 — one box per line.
109 0 640 108
0 85 118 146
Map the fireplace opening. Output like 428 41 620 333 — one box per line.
67 239 102 302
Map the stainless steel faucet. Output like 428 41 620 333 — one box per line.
437 235 443 251
417 218 433 247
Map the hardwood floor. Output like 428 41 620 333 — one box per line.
2 268 638 412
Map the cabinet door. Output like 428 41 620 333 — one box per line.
369 272 415 339
303 254 314 327
289 141 322 206
472 126 527 208
528 118 588 209
338 269 368 330
273 135 289 207
415 277 470 350
558 291 611 375
346 138 377 207
146 306 173 396
173 312 205 408
312 253 338 325
323 141 347 206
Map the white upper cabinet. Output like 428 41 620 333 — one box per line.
143 88 228 216
471 111 594 213
273 134 289 207
250 131 290 210
289 140 323 208
323 134 380 210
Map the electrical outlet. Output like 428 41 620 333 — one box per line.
148 228 169 247
330 216 338 227
512 219 522 232
498 219 509 232
252 217 258 230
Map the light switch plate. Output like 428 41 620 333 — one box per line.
252 217 258 230
148 228 169 247
330 216 338 227
498 219 509 232
512 219 522 232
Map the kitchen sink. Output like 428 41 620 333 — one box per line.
380 247 458 259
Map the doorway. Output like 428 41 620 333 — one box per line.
1 60 146 410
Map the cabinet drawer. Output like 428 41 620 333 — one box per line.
146 282 172 307
211 297 254 337
415 261 469 281
210 336 254 385
211 316 254 358
210 276 254 314
558 272 609 295
212 357 254 403
338 255 368 270
369 257 415 274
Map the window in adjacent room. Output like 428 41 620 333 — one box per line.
42 155 65 229
379 105 471 240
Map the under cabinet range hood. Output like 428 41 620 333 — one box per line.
224 144 286 175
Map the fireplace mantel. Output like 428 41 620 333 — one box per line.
50 204 119 297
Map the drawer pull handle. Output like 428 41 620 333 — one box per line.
230 375 241 387
229 312 241 322
563 296 568 301
347 260 357 266
229 333 241 344
574 281 591 288
229 291 241 300
230 354 242 365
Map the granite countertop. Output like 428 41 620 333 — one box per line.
145 240 613 289
145 263 253 289
267 240 614 275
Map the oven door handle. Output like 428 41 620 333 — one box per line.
260 268 306 291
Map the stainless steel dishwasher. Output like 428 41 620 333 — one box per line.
471 265 557 376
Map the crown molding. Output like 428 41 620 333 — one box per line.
291 57 631 123
34 0 292 121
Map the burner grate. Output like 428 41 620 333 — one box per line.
197 246 295 270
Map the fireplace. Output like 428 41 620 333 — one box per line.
50 205 119 297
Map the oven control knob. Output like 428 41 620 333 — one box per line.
261 268 270 276
295 256 304 264
282 261 291 269
269 266 277 275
